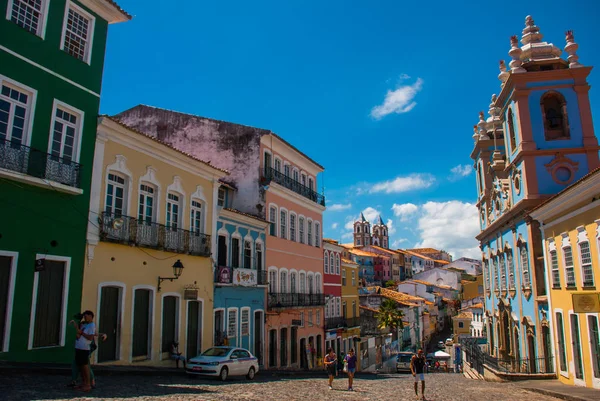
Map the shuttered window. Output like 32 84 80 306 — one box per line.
33 260 65 348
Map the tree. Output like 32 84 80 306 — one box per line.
376 299 404 340
384 280 396 288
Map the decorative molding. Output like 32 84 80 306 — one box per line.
545 153 579 186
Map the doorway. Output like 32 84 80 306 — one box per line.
254 311 263 365
542 325 553 373
570 314 584 380
132 288 151 359
98 286 120 362
291 326 298 365
186 301 202 358
280 328 288 367
214 310 224 345
527 333 537 373
269 329 277 368
300 338 307 369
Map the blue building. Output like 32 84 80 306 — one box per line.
213 201 270 366
471 16 599 372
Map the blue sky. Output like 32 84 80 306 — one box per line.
100 0 600 259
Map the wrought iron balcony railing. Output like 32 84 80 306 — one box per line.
214 265 268 286
99 212 211 257
345 317 361 328
263 167 325 206
267 292 326 308
0 138 81 188
324 316 346 330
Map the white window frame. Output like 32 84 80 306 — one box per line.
561 233 576 287
308 310 313 326
351 270 356 286
268 268 278 293
280 208 287 240
240 307 250 337
104 155 133 217
279 268 288 293
274 157 282 173
243 239 252 269
576 227 594 287
0 251 18 353
6 0 50 38
315 273 322 294
290 212 296 242
138 183 157 223
298 215 305 244
307 219 313 246
28 254 71 350
105 172 127 216
299 271 306 294
190 197 205 235
269 204 278 237
299 311 304 327
324 250 329 274
166 192 182 230
217 187 226 207
227 307 238 340
329 253 334 275
60 0 96 64
47 100 84 163
255 240 263 272
316 310 321 326
342 269 346 286
315 221 321 247
289 269 297 293
0 75 37 147
231 231 242 269
292 168 299 182
336 255 340 275
283 162 290 177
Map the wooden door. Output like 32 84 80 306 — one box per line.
161 296 177 352
98 286 120 362
132 289 150 358
187 301 201 358
0 256 11 349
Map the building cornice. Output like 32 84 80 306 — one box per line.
219 209 270 230
267 181 326 214
79 0 131 23
476 198 542 243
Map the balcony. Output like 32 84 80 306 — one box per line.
263 167 325 206
345 317 360 328
99 212 211 257
214 265 267 286
324 316 346 330
267 292 326 309
0 138 81 191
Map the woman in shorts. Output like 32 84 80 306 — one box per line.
324 348 337 390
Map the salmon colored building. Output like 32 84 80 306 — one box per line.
261 135 326 369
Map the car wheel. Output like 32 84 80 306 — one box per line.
219 367 229 381
247 367 256 380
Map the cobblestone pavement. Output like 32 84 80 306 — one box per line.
0 372 561 401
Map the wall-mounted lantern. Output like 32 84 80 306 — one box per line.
158 259 184 292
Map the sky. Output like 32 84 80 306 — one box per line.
100 0 600 260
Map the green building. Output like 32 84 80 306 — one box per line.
0 0 129 362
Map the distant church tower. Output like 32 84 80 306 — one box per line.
353 213 371 247
371 215 389 248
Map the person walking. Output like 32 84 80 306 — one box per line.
324 348 337 390
70 311 96 393
410 349 427 400
171 341 186 368
344 348 357 391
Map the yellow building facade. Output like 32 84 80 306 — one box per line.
530 168 600 389
462 275 484 301
83 116 228 366
341 258 361 355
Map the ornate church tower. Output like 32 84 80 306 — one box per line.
353 213 371 247
372 215 389 248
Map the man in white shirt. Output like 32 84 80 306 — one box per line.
70 310 96 393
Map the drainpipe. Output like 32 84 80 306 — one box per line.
539 224 557 374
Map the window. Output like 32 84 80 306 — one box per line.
324 252 329 274
541 92 570 140
280 210 287 239
244 241 252 269
9 0 47 36
556 311 567 372
570 314 584 380
579 241 594 286
290 272 297 293
31 259 67 348
105 173 125 216
231 237 240 268
351 270 356 286
217 188 225 207
280 271 287 293
274 158 281 172
308 177 314 191
507 108 517 153
138 184 155 224
336 255 340 274
255 243 262 271
507 251 515 290
308 275 314 294
484 260 490 291
563 246 575 287
241 309 249 336
293 169 299 182
499 255 506 292
316 310 321 325
520 247 531 288
550 250 560 288
307 221 313 246
50 105 80 163
161 296 178 352
269 207 277 236
588 315 600 379
227 309 237 339
166 193 180 230
264 152 271 171
0 82 32 145
61 4 94 63
301 174 306 187
269 270 277 293
329 254 334 275
336 298 341 316
298 217 305 244
352 301 356 318
357 238 361 246
315 222 320 247
308 310 313 326
284 164 290 177
190 200 203 235
459 322 464 328
299 311 304 327
299 273 306 293
290 214 296 241
492 258 499 292
342 269 346 286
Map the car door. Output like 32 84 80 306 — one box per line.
229 350 242 375
237 349 252 373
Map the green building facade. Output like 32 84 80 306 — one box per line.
0 0 129 362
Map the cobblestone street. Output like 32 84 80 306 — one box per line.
0 372 562 401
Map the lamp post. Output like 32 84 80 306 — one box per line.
158 259 184 292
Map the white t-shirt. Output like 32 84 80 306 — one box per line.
75 322 96 351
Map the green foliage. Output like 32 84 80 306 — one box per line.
376 299 404 332
385 280 396 288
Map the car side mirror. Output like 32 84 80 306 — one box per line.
230 355 238 360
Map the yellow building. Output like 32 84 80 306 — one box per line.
452 311 472 343
462 275 484 301
83 116 228 366
530 168 600 389
341 258 361 358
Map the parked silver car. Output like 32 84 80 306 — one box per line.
186 346 259 381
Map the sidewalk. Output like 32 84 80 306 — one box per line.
514 379 600 401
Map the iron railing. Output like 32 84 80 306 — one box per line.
99 212 211 257
346 317 361 328
324 316 346 330
267 292 326 308
213 265 267 286
263 167 325 206
0 138 81 188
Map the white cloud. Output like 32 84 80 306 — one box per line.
341 232 353 240
449 164 473 181
362 207 380 222
369 174 435 194
370 78 423 119
391 203 419 221
328 203 352 212
398 73 411 80
342 206 381 238
391 238 408 248
331 223 338 230
386 219 396 235
414 200 480 260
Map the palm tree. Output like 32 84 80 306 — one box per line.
376 299 404 340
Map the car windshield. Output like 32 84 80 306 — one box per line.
201 348 231 357
397 354 412 362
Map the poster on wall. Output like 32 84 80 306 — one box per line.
233 268 257 286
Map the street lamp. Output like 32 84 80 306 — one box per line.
157 259 184 292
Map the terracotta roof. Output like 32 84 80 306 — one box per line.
101 116 230 175
222 208 269 224
359 305 379 313
530 166 600 212
341 243 355 249
403 250 434 261
349 249 379 257
371 245 400 256
442 298 454 303
409 279 454 290
408 248 442 254
455 311 473 319
323 239 339 244
341 258 358 265
434 259 450 265
368 286 425 307
466 303 484 309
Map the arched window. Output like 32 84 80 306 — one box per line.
507 108 517 153
329 253 334 273
336 255 340 274
290 272 297 293
520 246 531 288
280 271 287 293
324 251 329 274
541 92 570 140
356 225 361 233
478 164 484 194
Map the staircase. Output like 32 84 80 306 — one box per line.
463 363 484 380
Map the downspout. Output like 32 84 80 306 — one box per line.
539 223 558 375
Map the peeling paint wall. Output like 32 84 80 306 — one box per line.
116 105 269 217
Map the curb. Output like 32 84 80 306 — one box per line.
521 387 592 401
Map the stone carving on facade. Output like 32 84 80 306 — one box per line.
509 35 526 73
519 16 562 65
498 60 510 86
544 152 580 185
564 30 583 69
